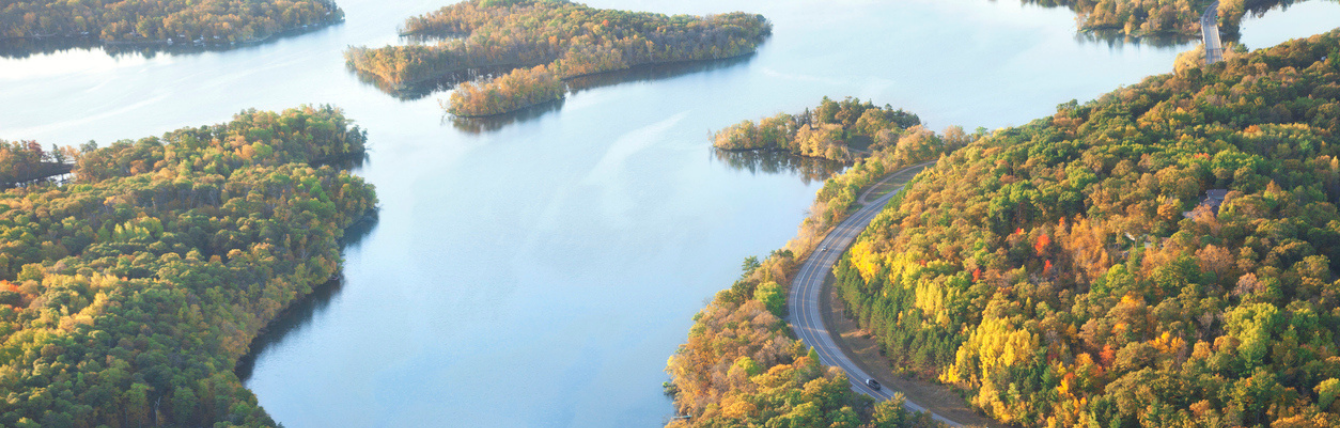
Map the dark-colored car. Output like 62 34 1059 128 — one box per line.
866 379 881 390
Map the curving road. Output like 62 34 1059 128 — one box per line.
785 162 964 427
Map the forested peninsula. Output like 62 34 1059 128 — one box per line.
664 99 969 428
713 97 924 163
833 31 1340 426
1025 0 1300 38
0 105 376 428
444 64 565 117
344 0 771 116
0 0 344 48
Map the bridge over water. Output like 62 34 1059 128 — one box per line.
1202 1 1224 64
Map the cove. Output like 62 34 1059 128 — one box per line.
0 0 1337 426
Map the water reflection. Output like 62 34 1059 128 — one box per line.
0 24 341 59
398 33 466 45
441 55 754 133
1030 0 1311 48
446 98 566 134
1243 0 1311 20
7 0 1333 424
313 151 370 172
711 149 846 186
352 64 516 101
233 276 344 382
0 164 72 190
1073 30 1198 48
565 54 755 94
234 210 378 382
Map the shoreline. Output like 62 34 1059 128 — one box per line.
712 146 855 165
0 17 344 57
363 50 762 99
446 95 566 119
437 52 761 117
235 199 379 381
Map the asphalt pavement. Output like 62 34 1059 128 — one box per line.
1202 1 1224 64
784 163 964 427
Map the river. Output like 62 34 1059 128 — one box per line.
1 0 1336 426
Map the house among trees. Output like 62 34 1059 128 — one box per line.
1183 188 1229 218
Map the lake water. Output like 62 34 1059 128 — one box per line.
1 0 1336 426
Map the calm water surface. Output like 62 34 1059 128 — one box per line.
1 0 1337 426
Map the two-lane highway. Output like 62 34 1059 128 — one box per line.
1202 1 1224 64
785 162 964 427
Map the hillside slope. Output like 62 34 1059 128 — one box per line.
836 31 1340 427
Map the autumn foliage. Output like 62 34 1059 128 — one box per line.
1024 0 1296 37
0 140 74 188
344 0 771 104
834 31 1340 426
668 100 967 426
712 96 923 163
0 105 376 427
445 64 565 117
666 251 941 428
0 0 343 45
727 98 974 261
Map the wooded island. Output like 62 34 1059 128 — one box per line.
345 0 771 116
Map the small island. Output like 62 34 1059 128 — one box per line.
443 64 565 117
344 0 771 116
0 0 344 49
713 97 924 163
0 106 376 428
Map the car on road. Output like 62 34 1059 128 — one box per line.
866 379 881 390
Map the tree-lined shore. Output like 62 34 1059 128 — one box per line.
836 30 1340 427
0 106 375 428
666 99 967 428
0 0 344 48
344 0 770 115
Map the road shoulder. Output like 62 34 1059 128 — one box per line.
820 274 999 427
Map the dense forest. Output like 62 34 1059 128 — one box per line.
0 0 343 46
444 64 565 117
713 97 923 163
833 30 1340 426
0 105 376 427
1023 0 1299 37
665 99 971 427
665 253 942 428
344 0 770 113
